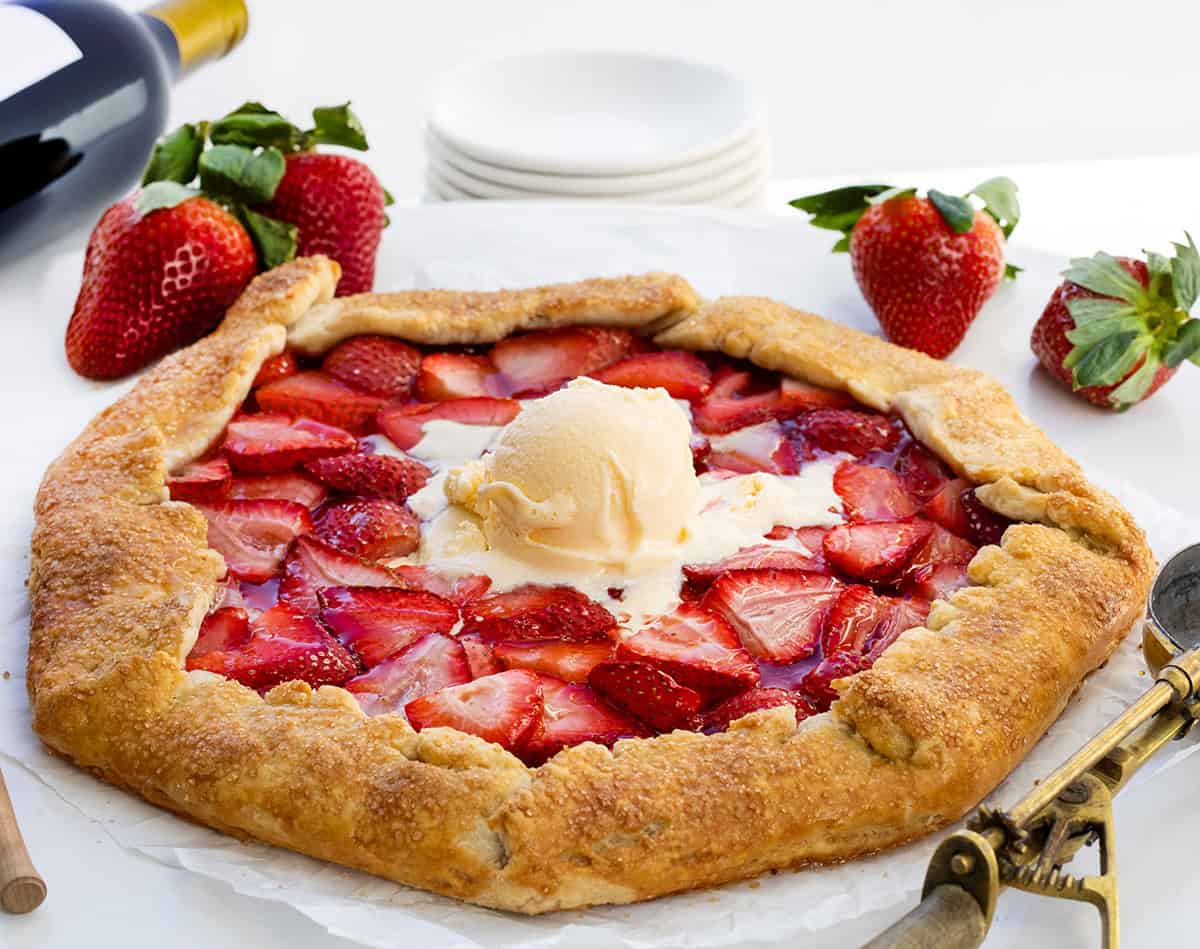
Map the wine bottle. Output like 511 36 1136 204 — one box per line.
0 0 248 264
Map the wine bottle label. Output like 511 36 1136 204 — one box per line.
0 7 84 106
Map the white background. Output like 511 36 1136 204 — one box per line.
5 1 1200 947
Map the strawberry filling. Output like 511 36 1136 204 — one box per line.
180 326 1009 761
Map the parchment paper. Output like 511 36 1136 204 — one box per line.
1 205 1196 949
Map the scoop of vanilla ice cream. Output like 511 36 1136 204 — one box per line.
445 377 699 574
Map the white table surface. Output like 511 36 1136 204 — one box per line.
6 2 1200 936
4 169 1199 949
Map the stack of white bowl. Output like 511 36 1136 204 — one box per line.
424 52 768 207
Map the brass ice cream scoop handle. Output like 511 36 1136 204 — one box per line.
864 543 1200 949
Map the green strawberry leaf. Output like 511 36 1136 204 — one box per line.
228 101 273 114
199 144 286 204
142 123 206 185
1170 232 1200 312
1005 262 1023 280
210 103 303 152
135 180 199 215
383 187 395 206
970 176 1020 238
1146 250 1173 280
310 102 369 150
1065 313 1145 349
1106 350 1161 408
789 184 893 217
928 190 975 234
238 206 297 269
1062 252 1147 304
1065 297 1137 325
1069 331 1146 388
789 185 894 249
1163 317 1200 368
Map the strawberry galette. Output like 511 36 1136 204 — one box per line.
29 258 1152 913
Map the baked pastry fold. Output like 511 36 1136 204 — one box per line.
28 258 1151 913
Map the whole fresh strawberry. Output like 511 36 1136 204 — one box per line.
1031 238 1200 409
258 151 387 295
65 101 391 380
65 190 256 379
791 179 1020 358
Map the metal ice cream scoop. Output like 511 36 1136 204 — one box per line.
864 543 1200 949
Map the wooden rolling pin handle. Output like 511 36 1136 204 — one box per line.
0 769 46 914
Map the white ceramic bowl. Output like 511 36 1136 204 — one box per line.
427 126 768 196
425 164 768 209
426 145 769 204
427 51 761 176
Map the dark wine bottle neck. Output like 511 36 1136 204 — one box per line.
137 12 183 81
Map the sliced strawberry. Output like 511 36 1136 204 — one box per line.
616 603 759 695
692 368 785 434
459 634 502 678
801 651 869 711
703 687 817 733
278 535 399 613
589 660 703 733
314 497 419 561
344 632 470 715
390 565 492 605
494 640 616 684
779 377 855 412
404 668 544 751
901 561 970 601
822 520 933 582
833 462 917 522
898 524 975 599
883 597 932 652
187 602 358 692
683 541 830 590
461 585 616 642
702 570 844 664
213 576 247 611
794 409 900 457
187 606 250 661
223 414 356 474
228 470 329 509
521 675 650 765
921 478 973 536
961 489 1011 546
322 335 422 399
822 585 895 656
765 525 833 571
318 586 458 666
168 456 232 503
252 350 299 389
193 499 314 583
707 420 799 475
490 327 636 396
377 397 520 451
256 371 386 435
589 351 712 401
894 442 950 502
690 432 711 471
415 352 504 401
304 452 431 503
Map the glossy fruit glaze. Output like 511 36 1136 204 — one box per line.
173 326 1011 766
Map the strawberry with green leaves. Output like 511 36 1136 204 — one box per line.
65 102 390 380
139 101 391 283
1030 238 1200 409
790 178 1020 358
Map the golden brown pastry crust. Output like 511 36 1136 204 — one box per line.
28 263 1152 914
